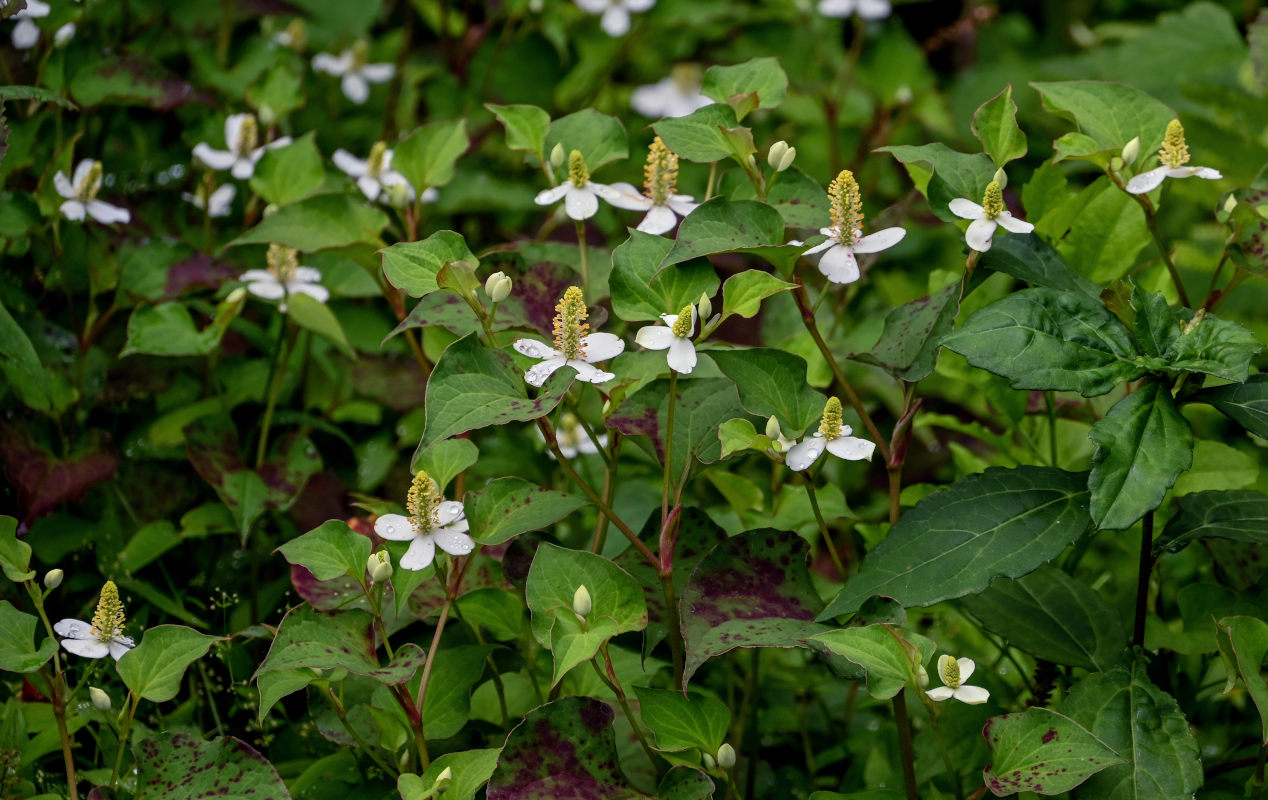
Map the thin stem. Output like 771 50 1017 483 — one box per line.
403 328 433 378
928 711 965 800
325 685 397 776
590 451 616 554
1133 511 1154 648
30 585 78 800
1110 171 1191 307
109 692 141 788
1045 391 1059 467
887 465 902 525
892 690 920 800
255 317 291 469
576 221 590 297
804 481 846 581
705 161 719 200
663 371 678 524
593 646 663 777
659 568 686 687
415 598 454 719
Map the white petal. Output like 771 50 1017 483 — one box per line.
600 6 631 36
965 217 998 252
72 159 95 188
432 529 475 556
421 186 440 203
575 0 609 10
957 657 976 682
357 175 381 202
435 501 465 526
534 184 570 207
108 640 135 661
513 339 561 359
626 0 656 9
949 198 984 220
925 686 955 702
818 245 861 284
53 22 75 45
342 74 370 105
826 435 876 461
230 158 256 181
568 360 615 384
564 185 600 220
1125 166 1170 195
224 113 249 150
247 280 287 300
995 211 1034 235
53 170 75 199
86 200 130 225
292 267 322 283
526 358 567 387
636 205 678 235
62 638 111 659
193 144 237 172
375 513 415 541
954 685 990 705
582 332 625 362
630 80 673 117
263 136 293 152
786 437 826 471
594 181 653 211
54 619 93 638
24 0 52 15
817 0 856 16
332 149 368 177
12 18 40 48
238 269 274 282
667 338 697 374
290 283 330 303
400 537 436 570
311 51 352 76
635 326 674 350
667 195 698 216
852 226 906 254
856 0 891 18
802 239 836 256
1169 166 1222 181
360 63 395 84
60 200 86 221
207 185 236 217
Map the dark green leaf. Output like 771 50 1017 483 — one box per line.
0 601 57 673
877 144 994 223
0 299 52 414
1154 490 1268 554
809 625 935 700
971 85 1027 167
609 231 720 322
709 349 825 434
653 104 744 163
117 625 218 703
276 520 371 583
249 132 325 206
401 748 500 800
606 378 744 480
468 477 588 546
121 292 247 358
0 516 33 582
1192 374 1268 438
394 118 469 190
1214 616 1268 744
486 103 551 158
660 198 793 272
545 109 627 172
286 293 353 356
1031 80 1175 164
382 230 479 298
633 688 731 753
861 283 960 382
978 234 1100 298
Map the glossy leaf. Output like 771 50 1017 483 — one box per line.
228 194 389 251
1193 374 1268 438
395 118 468 190
710 349 825 434
487 103 551 157
718 270 795 323
609 231 720 322
972 85 1027 167
467 477 588 546
382 230 479 298
809 625 935 700
134 734 291 800
117 625 218 703
978 234 1100 298
1032 80 1175 163
276 520 371 582
249 132 325 206
545 109 627 172
1154 489 1268 554
982 708 1124 796
634 688 730 753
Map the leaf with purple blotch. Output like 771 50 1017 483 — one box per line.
983 707 1124 796
134 733 291 800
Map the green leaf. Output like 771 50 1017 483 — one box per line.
256 669 316 722
653 104 745 163
525 544 647 686
765 167 832 230
1054 178 1150 284
117 625 218 703
246 64 304 119
486 103 551 158
228 194 389 251
977 234 1100 298
412 437 479 490
0 299 53 414
606 378 744 481
1215 615 1268 744
0 601 56 673
718 270 795 323
135 734 291 800
254 605 427 686
394 118 469 190
1031 80 1175 164
717 418 772 459
249 132 325 206
701 57 788 119
1131 286 1262 381
1062 658 1203 800
1192 374 1268 438
971 85 1027 168
467 477 588 546
819 467 1094 620
421 333 569 447
633 688 731 753
121 292 247 358
422 644 495 739
0 516 34 582
961 564 1126 671
0 84 77 109
1087 382 1192 530
660 198 789 270
609 231 720 322
382 230 479 298
1154 490 1268 554
982 707 1125 796
545 109 627 172
942 288 1143 397
862 283 960 382
658 767 716 800
809 625 935 700
276 520 371 582
877 143 994 223
286 293 353 356
709 349 825 434
400 748 500 800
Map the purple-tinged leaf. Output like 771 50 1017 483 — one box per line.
134 733 291 800
983 707 1123 796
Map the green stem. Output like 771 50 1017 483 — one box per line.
576 221 590 297
804 481 846 581
663 370 678 524
255 317 290 469
659 568 686 687
590 451 616 554
1045 391 1059 467
1111 172 1191 307
928 712 965 800
705 161 719 200
1133 511 1154 648
892 690 920 800
592 647 663 778
109 692 140 789
325 684 397 776
28 585 77 800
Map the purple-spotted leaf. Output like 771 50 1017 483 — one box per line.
252 605 425 686
680 529 829 687
468 477 588 546
982 707 1123 796
657 766 715 800
606 379 745 481
134 733 291 800
486 696 652 800
860 283 961 382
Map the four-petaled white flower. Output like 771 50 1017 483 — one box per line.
949 180 1033 253
574 0 655 37
375 471 475 571
817 0 891 19
542 413 608 459
53 581 135 661
926 654 990 705
635 304 698 374
332 142 430 205
193 113 293 181
786 397 875 471
54 159 130 225
312 44 394 105
10 0 49 49
803 170 904 284
1125 119 1222 195
606 136 698 235
513 286 625 387
182 183 236 218
535 149 645 221
241 244 329 311
631 65 712 119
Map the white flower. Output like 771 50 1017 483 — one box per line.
949 180 1033 253
635 305 697 374
182 183 236 217
241 244 329 311
541 413 607 459
53 581 134 661
631 66 712 119
513 286 625 387
1125 119 1221 195
817 0 891 18
10 0 48 49
535 149 644 221
332 142 416 205
803 171 904 284
54 159 130 224
574 0 655 37
926 654 990 705
786 397 875 471
375 471 475 571
312 45 394 105
192 113 293 181
52 21 74 46
603 136 698 235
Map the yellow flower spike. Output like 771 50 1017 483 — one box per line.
76 161 103 203
817 397 844 441
552 286 590 360
939 653 961 687
643 137 679 206
981 181 1004 221
266 243 299 283
568 149 590 188
406 470 442 535
1160 119 1190 169
90 581 126 643
366 141 389 178
828 170 864 242
236 115 259 156
670 304 695 338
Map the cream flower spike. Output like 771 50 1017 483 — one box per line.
54 160 130 225
605 137 699 235
786 397 876 471
631 64 713 119
193 113 293 180
926 654 990 705
374 470 474 571
949 180 1034 253
817 0 891 19
240 244 329 311
512 286 625 387
534 150 647 221
1125 120 1222 195
574 0 655 37
635 304 698 374
802 170 905 284
312 42 394 105
53 581 135 661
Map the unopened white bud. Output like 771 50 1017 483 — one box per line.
1120 136 1140 167
765 416 782 441
992 168 1008 190
368 551 393 583
43 569 64 590
225 287 247 305
89 687 111 712
257 104 277 127
1223 194 1238 215
485 271 513 303
262 203 280 218
895 85 913 105
434 766 453 787
767 140 789 171
573 585 592 619
386 182 413 209
702 753 716 770
550 143 565 168
716 743 736 769
696 292 712 321
916 664 929 689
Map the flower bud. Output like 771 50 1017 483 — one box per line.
765 416 782 441
696 292 712 321
43 569 64 590
767 140 793 172
550 143 565 168
1120 136 1140 167
434 766 453 788
53 22 76 47
716 743 736 769
485 271 513 303
895 85 913 105
916 664 929 689
89 687 111 711
257 103 277 127
1222 194 1238 215
262 203 280 218
367 551 393 583
386 182 413 209
702 753 716 770
992 167 1008 190
573 585 592 619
